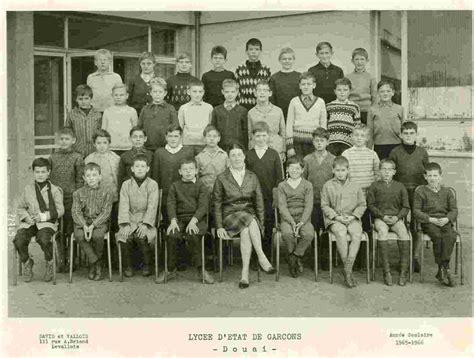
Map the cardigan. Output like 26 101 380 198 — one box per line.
307 62 344 104
346 70 378 113
178 101 213 145
248 104 286 154
213 168 264 228
286 96 327 150
342 146 380 192
166 72 200 111
138 102 179 151
16 182 64 231
269 71 301 119
167 179 209 223
117 147 154 188
195 147 229 190
303 151 336 204
277 179 314 224
211 104 248 150
202 69 236 107
71 184 112 228
367 101 405 147
413 185 458 224
321 178 367 228
388 144 429 190
50 148 84 201
326 100 361 147
245 147 284 202
128 74 154 115
235 60 271 110
367 179 410 219
102 105 138 151
65 107 102 158
84 151 120 202
86 71 123 112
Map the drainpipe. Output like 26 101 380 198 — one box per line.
194 11 201 78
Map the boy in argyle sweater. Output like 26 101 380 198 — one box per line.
166 53 199 111
235 38 271 110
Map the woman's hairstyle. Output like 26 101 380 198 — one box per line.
227 142 245 156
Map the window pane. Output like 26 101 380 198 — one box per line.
34 13 64 47
114 57 140 86
154 63 175 80
69 17 148 52
152 29 175 57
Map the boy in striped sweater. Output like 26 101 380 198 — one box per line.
287 72 327 158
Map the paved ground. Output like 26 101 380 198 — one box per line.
7 228 472 318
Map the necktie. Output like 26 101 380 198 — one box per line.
303 96 312 108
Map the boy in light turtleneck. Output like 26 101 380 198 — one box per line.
50 127 84 271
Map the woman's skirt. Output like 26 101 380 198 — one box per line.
223 211 257 238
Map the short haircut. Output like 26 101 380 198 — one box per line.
299 72 316 84
377 79 395 91
312 127 329 140
84 162 101 174
352 47 369 60
353 124 369 135
179 158 197 169
150 77 167 91
75 84 93 98
316 41 333 53
246 38 262 51
129 126 146 137
251 121 270 135
334 77 352 90
166 123 183 135
333 155 350 168
379 158 396 170
211 45 228 59
255 80 270 90
401 121 418 132
94 49 112 61
176 52 192 62
425 162 442 174
278 47 295 61
32 157 51 171
132 154 150 166
222 78 239 90
188 79 204 89
227 142 245 156
286 155 304 168
138 51 156 63
93 129 112 144
112 83 128 93
58 127 76 139
203 124 221 137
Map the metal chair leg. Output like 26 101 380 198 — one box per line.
454 241 459 275
409 237 413 283
329 234 333 284
13 245 18 286
107 233 112 282
314 232 318 282
52 234 57 285
118 240 123 282
459 236 464 285
372 234 376 282
420 232 424 283
275 232 280 282
219 237 223 282
154 231 159 283
164 238 168 283
201 235 205 284
365 234 370 284
69 234 74 283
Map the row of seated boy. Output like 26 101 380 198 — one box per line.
14 118 458 288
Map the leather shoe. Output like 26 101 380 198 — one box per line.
94 264 102 281
88 263 96 280
239 280 249 289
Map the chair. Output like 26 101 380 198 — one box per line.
272 188 318 282
13 231 59 286
69 231 112 283
416 187 463 285
371 215 413 283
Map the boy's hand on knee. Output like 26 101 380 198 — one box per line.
335 215 345 224
294 222 303 233
119 225 131 238
136 223 148 239
25 217 35 226
167 220 180 235
185 218 199 235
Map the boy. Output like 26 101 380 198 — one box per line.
14 158 64 282
160 159 214 284
307 42 344 105
389 121 429 271
202 45 236 107
166 52 199 111
71 162 113 281
211 79 248 151
277 156 314 277
248 81 286 161
287 72 327 158
50 127 84 271
413 162 458 287
245 121 284 259
303 128 336 269
269 47 301 120
138 77 179 152
367 159 410 286
102 83 138 155
86 48 123 112
367 80 405 159
117 155 159 277
117 127 154 188
195 125 228 191
321 156 366 288
235 38 271 110
178 80 213 154
65 84 102 158
346 48 378 125
326 77 361 156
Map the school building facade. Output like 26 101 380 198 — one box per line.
6 10 473 225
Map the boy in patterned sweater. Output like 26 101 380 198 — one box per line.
50 127 84 271
202 45 235 107
327 77 361 156
235 38 271 110
166 53 200 111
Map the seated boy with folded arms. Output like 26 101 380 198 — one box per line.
367 159 410 286
14 158 64 282
72 162 113 281
321 156 366 288
117 154 159 278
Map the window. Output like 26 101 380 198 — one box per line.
152 28 176 57
34 13 64 47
